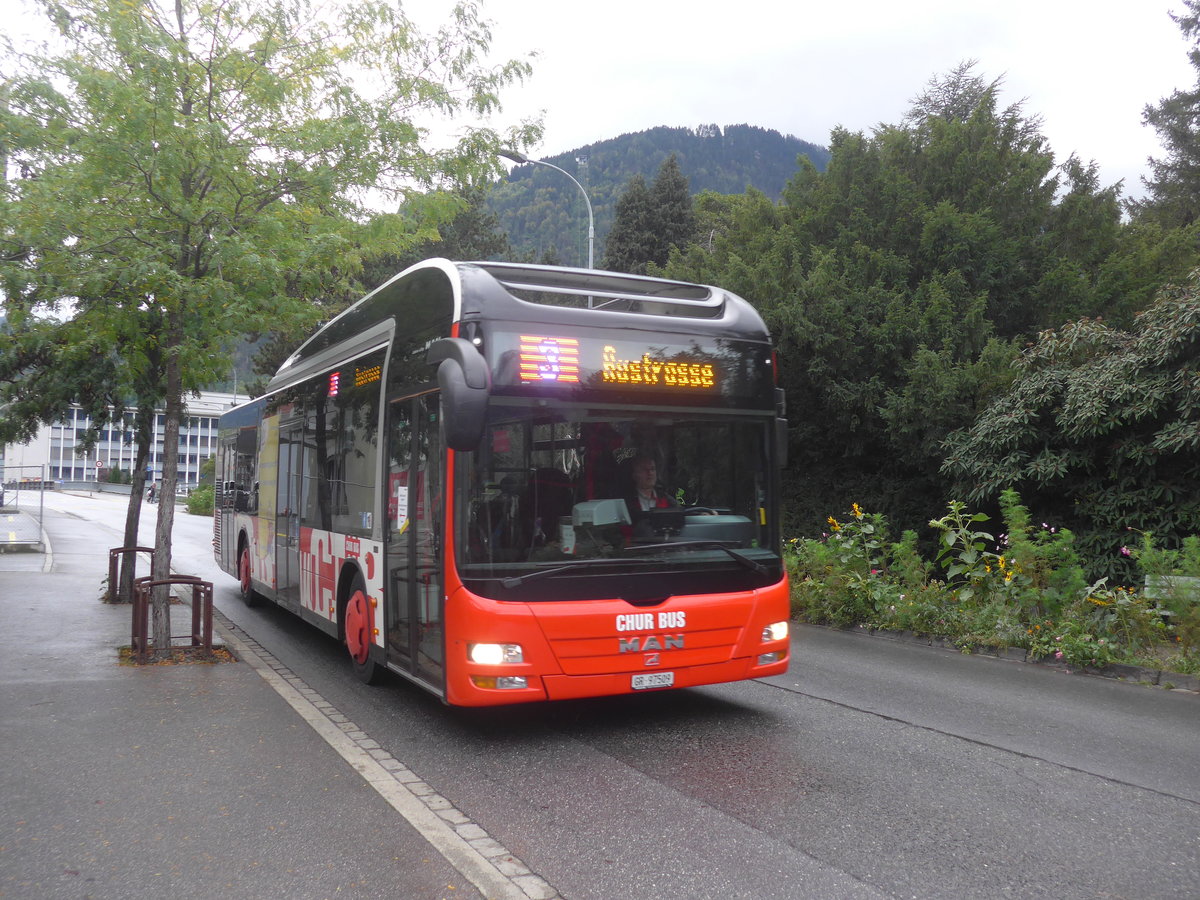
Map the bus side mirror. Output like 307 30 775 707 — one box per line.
427 337 490 452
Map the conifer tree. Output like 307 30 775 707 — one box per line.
650 154 697 267
602 155 696 274
1131 1 1200 227
602 174 655 274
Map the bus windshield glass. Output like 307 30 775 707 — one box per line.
456 404 781 598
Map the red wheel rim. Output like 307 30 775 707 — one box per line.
345 589 371 664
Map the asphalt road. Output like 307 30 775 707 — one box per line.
36 490 1200 899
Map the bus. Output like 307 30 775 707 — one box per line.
214 259 790 706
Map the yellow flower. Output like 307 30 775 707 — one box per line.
852 503 864 520
827 516 841 531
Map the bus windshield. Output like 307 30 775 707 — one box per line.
457 403 781 598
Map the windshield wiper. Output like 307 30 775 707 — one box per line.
499 557 659 588
623 540 769 575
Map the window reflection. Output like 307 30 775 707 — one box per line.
459 407 778 580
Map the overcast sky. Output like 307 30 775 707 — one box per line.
437 0 1195 202
4 0 1194 202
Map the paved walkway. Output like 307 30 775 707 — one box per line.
0 506 500 899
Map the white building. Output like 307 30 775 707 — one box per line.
2 390 240 486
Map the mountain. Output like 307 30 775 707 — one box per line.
487 124 830 266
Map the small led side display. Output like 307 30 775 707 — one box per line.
328 371 341 397
518 335 580 383
354 364 382 388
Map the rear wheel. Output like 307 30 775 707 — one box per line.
345 577 382 685
238 544 260 608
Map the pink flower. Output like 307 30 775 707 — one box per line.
1120 546 1131 557
1055 651 1063 660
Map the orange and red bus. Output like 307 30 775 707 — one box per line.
214 259 790 705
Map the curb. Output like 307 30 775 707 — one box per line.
160 582 563 900
834 624 1200 694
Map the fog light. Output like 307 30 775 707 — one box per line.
758 651 783 665
469 643 524 665
762 621 789 642
471 675 529 690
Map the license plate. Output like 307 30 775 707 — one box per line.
631 671 675 690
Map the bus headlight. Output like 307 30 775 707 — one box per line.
762 621 789 642
469 643 524 665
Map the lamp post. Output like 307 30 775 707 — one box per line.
500 149 594 270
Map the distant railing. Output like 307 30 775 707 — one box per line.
0 467 48 548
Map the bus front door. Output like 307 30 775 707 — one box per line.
386 395 445 690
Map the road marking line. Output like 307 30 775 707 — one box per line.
210 611 561 900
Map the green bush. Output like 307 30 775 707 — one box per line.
185 483 214 516
787 493 1200 673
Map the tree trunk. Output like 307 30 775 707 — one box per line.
150 344 184 658
117 435 151 603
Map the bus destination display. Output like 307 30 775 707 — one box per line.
514 333 718 392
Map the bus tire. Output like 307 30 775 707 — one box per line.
238 543 261 608
345 576 382 685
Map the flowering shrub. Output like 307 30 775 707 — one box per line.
994 489 1086 621
787 493 1200 675
928 501 996 602
786 504 896 626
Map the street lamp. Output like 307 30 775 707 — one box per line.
500 149 594 270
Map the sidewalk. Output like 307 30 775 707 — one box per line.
1 505 46 554
0 507 486 899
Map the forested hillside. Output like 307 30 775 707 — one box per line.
487 124 829 266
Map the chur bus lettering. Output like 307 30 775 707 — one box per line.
214 259 791 707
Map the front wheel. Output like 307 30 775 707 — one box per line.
344 578 383 685
238 545 261 608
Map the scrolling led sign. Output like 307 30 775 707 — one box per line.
600 345 715 389
517 334 717 391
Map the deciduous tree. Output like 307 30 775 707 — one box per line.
942 269 1200 578
0 0 538 654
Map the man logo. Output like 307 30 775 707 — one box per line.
618 634 684 653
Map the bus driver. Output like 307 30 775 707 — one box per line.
623 453 678 523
